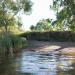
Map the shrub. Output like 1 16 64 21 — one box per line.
0 32 27 56
21 31 75 42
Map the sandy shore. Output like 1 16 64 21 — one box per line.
25 41 75 55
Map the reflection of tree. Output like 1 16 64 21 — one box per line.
0 57 17 75
0 56 33 75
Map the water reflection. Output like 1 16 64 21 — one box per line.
0 51 75 75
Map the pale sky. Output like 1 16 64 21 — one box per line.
20 0 56 30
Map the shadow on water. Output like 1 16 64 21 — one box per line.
0 50 75 75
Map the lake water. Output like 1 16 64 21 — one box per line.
0 51 75 75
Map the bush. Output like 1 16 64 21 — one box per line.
0 32 27 56
21 31 75 42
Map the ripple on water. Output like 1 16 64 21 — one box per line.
15 51 75 74
0 51 75 75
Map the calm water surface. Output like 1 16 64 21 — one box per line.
0 51 75 75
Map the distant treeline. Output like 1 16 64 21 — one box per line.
20 31 75 42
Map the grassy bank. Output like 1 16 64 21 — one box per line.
0 32 28 56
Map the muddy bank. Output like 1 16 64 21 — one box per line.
24 41 75 55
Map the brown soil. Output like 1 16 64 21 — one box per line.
25 41 75 55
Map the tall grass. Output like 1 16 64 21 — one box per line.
0 32 27 56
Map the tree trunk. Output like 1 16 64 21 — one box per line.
4 25 8 32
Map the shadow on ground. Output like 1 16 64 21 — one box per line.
25 41 75 54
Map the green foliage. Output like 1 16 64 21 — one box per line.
0 0 32 31
69 20 75 31
52 19 69 31
0 0 32 56
21 31 75 41
30 18 69 31
30 19 53 31
51 0 75 31
0 33 12 48
30 25 35 31
0 32 27 55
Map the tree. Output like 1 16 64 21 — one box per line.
0 0 32 56
0 0 32 32
51 0 75 31
30 19 52 31
52 19 69 31
30 25 35 31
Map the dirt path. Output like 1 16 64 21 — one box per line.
25 41 75 55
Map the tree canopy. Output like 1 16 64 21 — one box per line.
30 19 52 31
0 0 32 32
51 0 75 31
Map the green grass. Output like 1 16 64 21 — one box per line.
0 32 28 56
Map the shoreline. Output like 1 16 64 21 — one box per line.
24 41 75 55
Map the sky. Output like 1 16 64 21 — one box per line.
20 0 56 30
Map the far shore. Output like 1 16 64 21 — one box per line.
24 41 75 55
